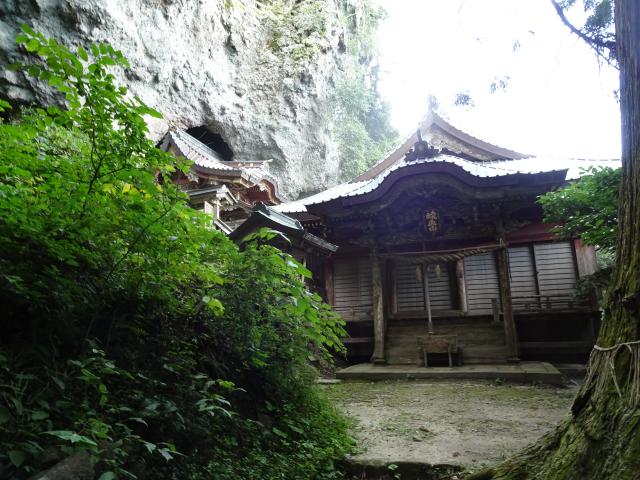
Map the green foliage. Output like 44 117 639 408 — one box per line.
331 2 398 181
557 0 616 64
538 166 620 300
0 26 351 479
189 384 352 480
560 0 614 36
538 166 620 254
256 0 397 183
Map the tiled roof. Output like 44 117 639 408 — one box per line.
273 181 370 213
489 157 620 180
229 203 338 253
167 129 232 169
161 129 281 200
275 108 621 214
274 153 620 213
354 111 532 181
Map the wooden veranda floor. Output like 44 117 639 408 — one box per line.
335 361 563 385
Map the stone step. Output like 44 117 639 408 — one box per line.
336 362 564 385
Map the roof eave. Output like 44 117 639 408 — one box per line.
229 204 338 253
306 163 567 213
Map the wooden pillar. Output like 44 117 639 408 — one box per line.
324 262 334 306
390 260 398 314
497 247 520 362
370 256 386 364
573 239 598 278
456 259 468 314
422 264 434 333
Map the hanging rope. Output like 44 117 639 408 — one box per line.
584 340 640 408
381 245 500 265
592 339 640 351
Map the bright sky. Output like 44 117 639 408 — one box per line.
374 0 621 159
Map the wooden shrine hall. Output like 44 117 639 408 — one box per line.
275 112 602 366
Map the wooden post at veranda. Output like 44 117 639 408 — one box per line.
324 261 334 306
456 259 468 314
422 263 434 334
370 255 386 364
496 246 519 362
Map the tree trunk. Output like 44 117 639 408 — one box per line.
467 1 640 478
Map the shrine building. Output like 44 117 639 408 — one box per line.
272 111 606 366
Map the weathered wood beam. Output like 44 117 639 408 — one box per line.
388 259 398 314
370 255 386 364
456 259 468 314
497 246 520 362
324 261 334 306
573 239 598 278
422 264 434 333
491 298 501 324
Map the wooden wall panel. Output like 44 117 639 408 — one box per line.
395 262 425 311
333 258 373 311
533 242 577 296
507 246 538 301
394 262 453 312
426 265 453 310
464 252 501 315
574 239 598 278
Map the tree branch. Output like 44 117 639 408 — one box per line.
80 106 101 217
550 0 618 68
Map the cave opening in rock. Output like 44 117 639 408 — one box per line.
187 126 234 162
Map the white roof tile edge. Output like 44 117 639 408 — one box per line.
275 155 621 213
166 129 281 197
272 181 370 213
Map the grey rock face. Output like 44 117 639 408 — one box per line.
1 0 364 199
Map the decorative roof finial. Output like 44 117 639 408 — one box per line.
405 129 439 161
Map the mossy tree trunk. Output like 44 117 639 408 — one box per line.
468 2 640 479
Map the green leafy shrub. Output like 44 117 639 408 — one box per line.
0 26 351 479
538 166 620 255
538 165 621 300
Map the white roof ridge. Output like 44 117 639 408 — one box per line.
352 110 531 182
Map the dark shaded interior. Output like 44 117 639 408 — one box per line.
187 125 234 162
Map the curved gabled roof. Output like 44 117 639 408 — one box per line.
229 203 338 253
160 129 282 202
272 181 370 213
354 111 531 182
275 153 570 214
274 110 621 215
336 158 567 209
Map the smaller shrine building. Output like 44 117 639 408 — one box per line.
159 127 281 233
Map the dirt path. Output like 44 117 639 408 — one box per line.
323 380 577 469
